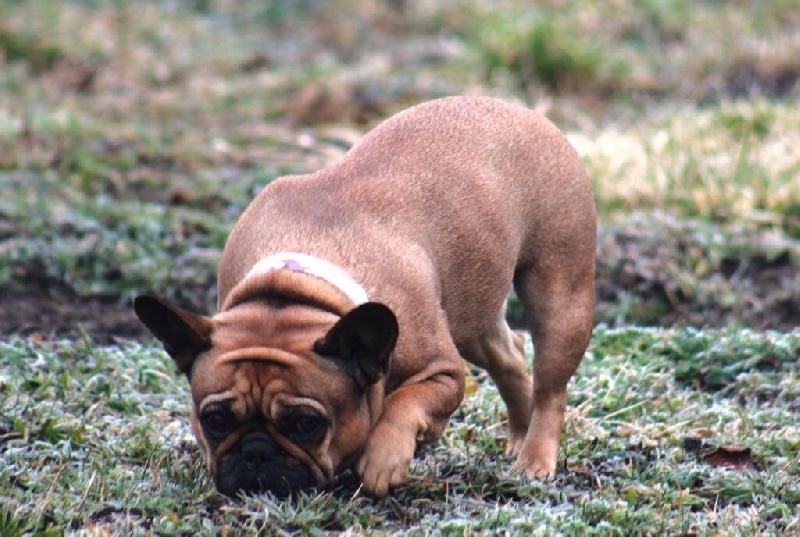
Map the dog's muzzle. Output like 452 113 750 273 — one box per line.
215 432 315 498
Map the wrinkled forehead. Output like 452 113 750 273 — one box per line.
190 347 345 416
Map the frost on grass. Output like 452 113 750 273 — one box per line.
1 329 798 534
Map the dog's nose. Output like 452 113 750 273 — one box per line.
241 433 277 465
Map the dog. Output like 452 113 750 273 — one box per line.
134 95 596 498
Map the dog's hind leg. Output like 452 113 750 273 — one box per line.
511 260 594 478
459 310 533 457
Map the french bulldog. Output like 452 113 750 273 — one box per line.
134 95 596 498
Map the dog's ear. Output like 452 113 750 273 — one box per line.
133 294 213 376
313 302 398 389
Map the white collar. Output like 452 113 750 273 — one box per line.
244 252 369 306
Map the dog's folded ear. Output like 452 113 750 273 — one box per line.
133 294 213 376
313 302 399 390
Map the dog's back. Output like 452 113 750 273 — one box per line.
219 96 594 345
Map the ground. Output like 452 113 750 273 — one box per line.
0 257 200 342
2 223 797 342
1 1 798 535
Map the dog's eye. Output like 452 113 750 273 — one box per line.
285 414 326 442
201 408 231 439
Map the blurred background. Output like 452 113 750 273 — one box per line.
0 0 798 341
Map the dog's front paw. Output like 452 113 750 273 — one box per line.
356 423 416 497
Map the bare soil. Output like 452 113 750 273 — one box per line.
2 232 797 343
0 259 149 343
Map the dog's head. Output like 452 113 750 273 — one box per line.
133 295 398 498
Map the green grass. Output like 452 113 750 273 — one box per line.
1 329 798 534
462 8 627 93
1 0 799 534
0 168 271 299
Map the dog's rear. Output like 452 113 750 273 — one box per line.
351 96 597 478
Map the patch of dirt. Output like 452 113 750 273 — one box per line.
0 257 218 343
87 506 150 533
594 218 800 330
0 284 149 343
700 54 800 103
2 221 798 343
0 260 150 343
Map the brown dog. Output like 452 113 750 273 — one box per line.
134 96 596 498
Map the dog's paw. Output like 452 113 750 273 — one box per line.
512 457 556 480
511 440 557 480
505 431 526 458
355 423 416 497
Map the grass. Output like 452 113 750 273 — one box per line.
2 328 798 535
0 1 797 300
592 211 800 329
0 0 798 534
570 101 800 232
453 0 800 101
462 8 626 93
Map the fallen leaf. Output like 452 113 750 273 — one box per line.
701 444 754 470
464 374 478 395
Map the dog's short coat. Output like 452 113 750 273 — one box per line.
135 95 596 498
